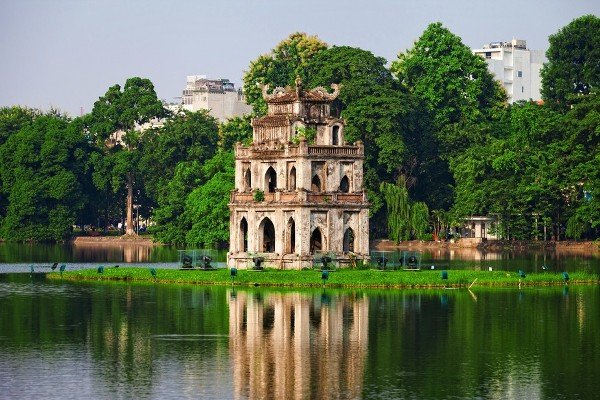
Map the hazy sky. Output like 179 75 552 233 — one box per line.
1 0 598 116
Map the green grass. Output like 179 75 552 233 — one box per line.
48 267 599 289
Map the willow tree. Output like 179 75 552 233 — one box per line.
410 202 430 240
381 177 431 242
381 178 410 242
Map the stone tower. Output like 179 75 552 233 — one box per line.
228 79 369 269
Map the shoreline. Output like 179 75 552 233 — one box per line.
372 239 600 252
71 235 157 246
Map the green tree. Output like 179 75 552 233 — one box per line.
185 151 235 247
0 114 94 241
541 15 600 110
450 102 574 240
86 77 165 234
0 106 40 146
564 92 600 238
303 46 428 229
141 110 220 244
381 177 430 242
243 32 327 115
140 110 218 203
391 22 506 213
392 22 505 134
218 115 252 150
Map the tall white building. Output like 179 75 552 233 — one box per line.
473 39 545 103
181 75 252 121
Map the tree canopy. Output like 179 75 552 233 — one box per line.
541 14 600 110
243 32 327 115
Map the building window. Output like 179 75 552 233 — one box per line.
244 168 251 192
239 218 248 252
259 218 275 253
340 176 350 193
310 228 323 254
289 166 296 190
343 228 355 252
286 218 295 254
517 71 523 78
265 166 277 193
522 86 524 93
485 52 491 59
311 175 321 192
332 125 339 145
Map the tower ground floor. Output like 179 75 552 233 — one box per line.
228 203 369 269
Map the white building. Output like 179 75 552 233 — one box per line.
181 75 252 121
473 39 545 103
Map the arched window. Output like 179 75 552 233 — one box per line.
339 175 350 193
310 228 323 254
343 228 355 252
286 218 296 254
244 168 251 192
266 167 277 193
311 175 321 192
240 218 248 252
259 218 276 252
289 166 296 190
332 125 340 145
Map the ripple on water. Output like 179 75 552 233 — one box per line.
151 334 230 342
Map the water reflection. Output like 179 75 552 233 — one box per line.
229 290 369 399
1 276 599 399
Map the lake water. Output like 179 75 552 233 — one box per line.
0 242 598 273
0 274 598 399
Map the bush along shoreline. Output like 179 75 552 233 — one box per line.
47 267 599 289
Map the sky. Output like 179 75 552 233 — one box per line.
1 0 598 116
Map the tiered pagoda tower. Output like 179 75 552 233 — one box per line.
228 79 369 269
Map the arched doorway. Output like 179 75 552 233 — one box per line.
289 166 296 190
310 228 323 254
286 218 295 253
266 167 277 193
244 168 251 192
239 217 248 252
259 217 275 252
340 175 350 193
311 175 321 192
343 227 355 252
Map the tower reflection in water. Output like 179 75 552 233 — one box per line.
229 290 369 399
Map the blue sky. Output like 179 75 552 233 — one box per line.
1 0 598 116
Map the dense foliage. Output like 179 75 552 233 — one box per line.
541 15 600 110
0 17 597 243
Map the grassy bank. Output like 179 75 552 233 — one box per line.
48 267 600 289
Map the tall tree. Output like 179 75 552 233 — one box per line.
541 15 600 110
391 22 506 213
0 114 94 241
141 110 220 244
243 32 327 115
86 77 165 235
391 22 506 156
303 46 427 227
451 102 571 240
564 92 600 238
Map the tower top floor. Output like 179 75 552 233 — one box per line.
252 79 344 146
